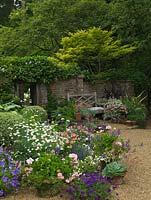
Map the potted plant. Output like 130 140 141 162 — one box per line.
79 108 95 121
122 92 147 128
75 110 82 121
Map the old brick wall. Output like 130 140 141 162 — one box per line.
49 76 134 101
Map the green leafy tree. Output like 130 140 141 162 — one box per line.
0 0 14 25
0 0 109 56
50 27 136 73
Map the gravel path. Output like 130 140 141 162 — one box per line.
111 123 151 200
4 123 151 200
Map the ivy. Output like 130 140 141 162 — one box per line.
0 56 86 84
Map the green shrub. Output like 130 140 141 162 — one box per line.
0 111 23 147
122 92 147 122
21 106 48 122
52 101 75 121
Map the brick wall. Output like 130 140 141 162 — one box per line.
49 76 134 101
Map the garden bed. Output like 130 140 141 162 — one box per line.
3 122 151 200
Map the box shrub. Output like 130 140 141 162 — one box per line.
21 106 48 122
0 111 23 147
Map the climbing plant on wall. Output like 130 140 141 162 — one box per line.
0 56 87 84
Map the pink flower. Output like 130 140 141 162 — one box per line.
69 153 78 164
26 158 34 165
57 172 64 180
106 125 112 130
115 141 122 147
23 167 33 177
65 179 70 183
69 153 78 160
72 172 79 178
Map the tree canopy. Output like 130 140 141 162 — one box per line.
49 27 136 73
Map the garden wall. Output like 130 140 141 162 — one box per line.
14 75 134 106
49 75 134 101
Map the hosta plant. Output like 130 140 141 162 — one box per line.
102 161 126 178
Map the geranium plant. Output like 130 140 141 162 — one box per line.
23 152 79 197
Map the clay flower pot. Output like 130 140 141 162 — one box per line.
75 112 82 121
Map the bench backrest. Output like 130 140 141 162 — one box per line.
67 92 97 108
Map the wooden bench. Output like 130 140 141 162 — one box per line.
67 92 104 114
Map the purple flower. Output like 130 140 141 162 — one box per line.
0 190 4 197
66 189 73 194
0 148 3 153
81 191 85 197
101 154 107 158
11 179 20 188
94 196 100 200
11 168 20 176
0 160 5 167
88 189 94 195
107 188 111 193
2 176 9 183
54 147 60 154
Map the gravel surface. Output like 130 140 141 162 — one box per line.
4 122 151 200
112 123 151 200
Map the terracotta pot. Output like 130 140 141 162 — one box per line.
75 112 82 121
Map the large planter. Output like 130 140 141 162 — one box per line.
124 120 136 126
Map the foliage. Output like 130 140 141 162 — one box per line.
92 133 118 156
23 153 77 193
78 156 100 174
0 148 20 197
79 108 95 118
49 27 136 73
122 92 147 121
92 128 130 164
70 143 93 161
20 106 48 123
103 98 127 122
0 0 14 25
0 0 109 56
52 101 76 122
67 172 112 200
0 56 85 84
102 161 126 178
0 111 23 147
46 91 58 118
0 102 21 112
